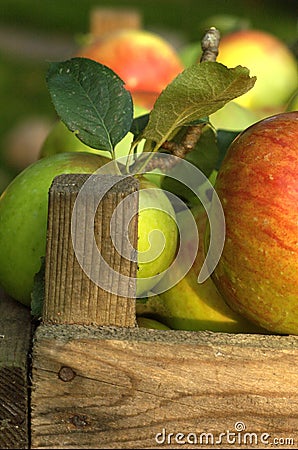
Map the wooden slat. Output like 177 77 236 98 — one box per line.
0 289 32 449
43 174 139 327
31 324 298 449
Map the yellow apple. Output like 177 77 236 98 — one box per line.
136 178 178 296
217 30 298 111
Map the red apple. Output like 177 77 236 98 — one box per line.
217 30 298 113
210 111 298 334
77 29 184 109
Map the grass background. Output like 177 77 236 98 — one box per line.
0 0 297 190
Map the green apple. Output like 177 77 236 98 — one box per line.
210 111 298 334
136 178 178 297
0 152 178 306
217 30 298 111
77 29 184 109
0 152 109 305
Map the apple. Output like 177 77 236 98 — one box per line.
136 316 170 330
217 30 298 112
136 178 178 297
77 29 184 109
137 206 265 333
0 152 109 305
0 152 178 306
210 111 298 334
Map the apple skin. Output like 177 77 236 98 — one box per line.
77 29 184 109
210 111 298 334
137 206 265 333
136 316 170 330
0 152 110 306
136 178 178 297
217 30 298 112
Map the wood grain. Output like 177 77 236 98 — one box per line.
31 324 298 449
0 289 32 449
44 174 139 327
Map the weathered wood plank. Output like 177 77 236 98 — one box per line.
0 289 32 449
31 325 298 449
44 174 139 327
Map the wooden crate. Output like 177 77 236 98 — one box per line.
1 174 298 449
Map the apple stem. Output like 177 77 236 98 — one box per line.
200 27 221 62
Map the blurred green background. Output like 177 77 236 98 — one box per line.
0 0 297 191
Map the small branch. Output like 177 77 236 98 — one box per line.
200 27 221 62
161 125 204 158
129 152 182 174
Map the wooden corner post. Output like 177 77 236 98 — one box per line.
43 173 139 327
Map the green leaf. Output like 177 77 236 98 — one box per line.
46 57 133 153
141 62 256 149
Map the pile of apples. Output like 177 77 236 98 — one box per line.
0 21 297 335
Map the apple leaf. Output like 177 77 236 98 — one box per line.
46 57 133 153
141 62 256 148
